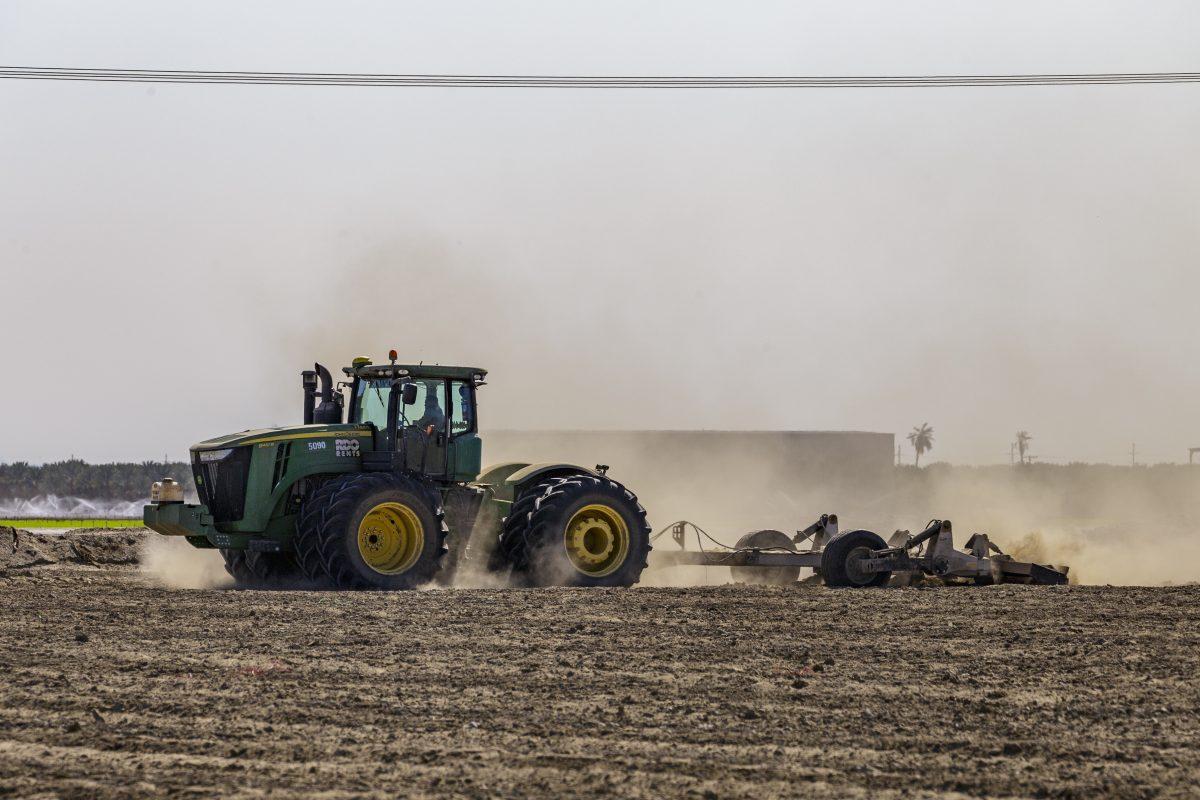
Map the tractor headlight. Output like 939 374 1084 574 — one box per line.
197 448 235 463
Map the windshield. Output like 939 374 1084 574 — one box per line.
355 380 392 429
354 379 447 431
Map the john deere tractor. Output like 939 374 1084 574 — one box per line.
144 354 652 589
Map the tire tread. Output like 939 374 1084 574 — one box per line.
294 472 448 589
500 474 651 587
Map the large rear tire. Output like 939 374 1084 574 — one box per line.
499 475 651 587
294 472 448 590
731 530 800 585
820 529 891 588
489 485 541 576
220 549 304 588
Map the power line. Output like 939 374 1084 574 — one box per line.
2 66 1199 88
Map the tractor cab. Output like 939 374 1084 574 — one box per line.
338 356 486 483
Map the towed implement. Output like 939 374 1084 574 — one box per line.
145 353 651 589
653 514 1069 587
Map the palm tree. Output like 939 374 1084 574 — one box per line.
907 423 934 467
1016 430 1032 465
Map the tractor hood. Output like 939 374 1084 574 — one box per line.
190 423 374 453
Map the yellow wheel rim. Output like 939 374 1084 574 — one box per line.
357 501 425 575
563 504 630 577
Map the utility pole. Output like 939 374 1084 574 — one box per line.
1010 442 1016 465
1130 443 1136 467
896 444 901 466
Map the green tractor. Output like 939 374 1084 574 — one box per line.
144 354 652 589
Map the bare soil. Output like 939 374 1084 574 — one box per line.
1 531 1198 798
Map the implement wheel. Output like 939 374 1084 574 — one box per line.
295 473 448 590
221 549 304 588
731 530 800 585
821 529 891 588
499 474 651 587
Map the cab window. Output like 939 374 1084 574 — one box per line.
451 380 474 435
355 380 390 429
355 379 448 432
411 380 447 433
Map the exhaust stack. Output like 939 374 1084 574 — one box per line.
310 363 344 425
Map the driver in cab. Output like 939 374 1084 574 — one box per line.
413 386 445 436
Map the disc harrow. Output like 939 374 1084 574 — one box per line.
652 514 1069 587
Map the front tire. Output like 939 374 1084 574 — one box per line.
500 475 651 587
295 473 448 590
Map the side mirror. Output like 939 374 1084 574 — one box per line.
401 383 418 405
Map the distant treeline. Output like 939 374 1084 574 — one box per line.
0 460 194 501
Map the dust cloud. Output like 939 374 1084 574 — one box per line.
256 240 578 431
885 464 1200 586
436 501 512 589
139 536 230 590
481 430 877 587
478 432 1200 586
237 249 1200 589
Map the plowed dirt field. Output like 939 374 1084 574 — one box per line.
1 530 1197 798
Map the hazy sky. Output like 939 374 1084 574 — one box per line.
2 2 1198 465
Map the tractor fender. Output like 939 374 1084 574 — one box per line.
474 462 531 488
475 462 598 504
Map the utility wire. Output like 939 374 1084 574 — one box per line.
2 66 1199 88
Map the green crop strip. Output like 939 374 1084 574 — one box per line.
0 518 143 529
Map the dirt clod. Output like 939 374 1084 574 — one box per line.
0 526 147 573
